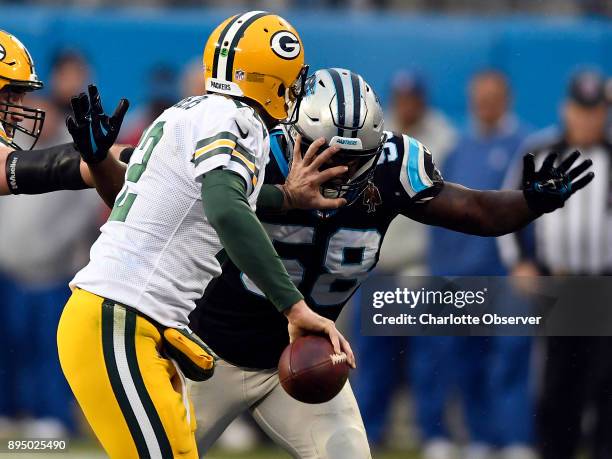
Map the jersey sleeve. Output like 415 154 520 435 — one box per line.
191 105 262 196
396 134 443 204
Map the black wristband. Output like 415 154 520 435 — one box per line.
119 147 135 164
6 143 88 195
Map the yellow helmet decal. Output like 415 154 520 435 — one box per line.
211 11 270 83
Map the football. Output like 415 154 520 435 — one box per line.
278 335 350 404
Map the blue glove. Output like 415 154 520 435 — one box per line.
66 84 129 164
522 150 594 214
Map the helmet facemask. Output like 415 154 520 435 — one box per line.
0 86 45 150
280 64 309 125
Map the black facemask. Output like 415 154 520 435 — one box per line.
0 87 45 150
280 65 309 126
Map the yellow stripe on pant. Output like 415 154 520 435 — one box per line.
57 288 197 459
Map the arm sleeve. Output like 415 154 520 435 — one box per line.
6 143 87 194
384 134 443 214
397 134 443 205
256 184 285 211
201 169 303 312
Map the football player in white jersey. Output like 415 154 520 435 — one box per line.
56 12 354 459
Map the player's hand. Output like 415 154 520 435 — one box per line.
66 84 129 165
284 300 356 369
522 151 594 214
281 135 348 210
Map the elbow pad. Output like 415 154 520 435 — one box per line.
6 143 87 194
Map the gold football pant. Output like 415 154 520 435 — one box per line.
57 288 197 459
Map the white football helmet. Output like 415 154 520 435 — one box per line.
286 68 386 204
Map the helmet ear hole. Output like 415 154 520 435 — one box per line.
278 83 286 98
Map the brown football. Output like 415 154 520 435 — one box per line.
278 335 350 404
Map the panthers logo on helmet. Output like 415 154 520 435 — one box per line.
270 31 301 60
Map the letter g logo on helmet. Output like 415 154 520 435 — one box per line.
0 45 6 62
270 31 300 60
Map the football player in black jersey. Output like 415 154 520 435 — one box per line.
5 67 593 459
186 69 594 459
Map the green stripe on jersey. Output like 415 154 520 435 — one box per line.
195 131 239 151
193 146 234 166
233 142 257 163
230 155 257 178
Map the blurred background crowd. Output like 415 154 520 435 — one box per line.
0 0 611 16
1 2 612 458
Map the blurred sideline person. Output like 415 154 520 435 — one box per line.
379 69 457 275
119 64 178 145
386 70 456 165
352 69 458 449
48 50 90 118
418 70 535 459
500 70 612 459
56 12 358 459
180 58 206 99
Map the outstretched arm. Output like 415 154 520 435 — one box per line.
409 183 537 236
406 151 594 236
79 147 128 207
0 141 131 200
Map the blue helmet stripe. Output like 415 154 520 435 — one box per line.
350 72 361 138
326 68 345 137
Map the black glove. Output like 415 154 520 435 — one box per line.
522 150 594 214
66 84 129 164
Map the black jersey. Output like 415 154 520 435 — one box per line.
189 129 443 369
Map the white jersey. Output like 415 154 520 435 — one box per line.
72 94 269 327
